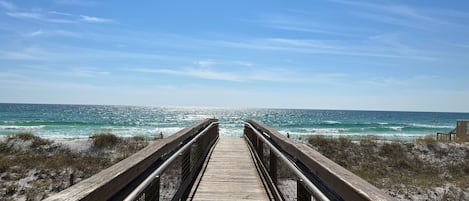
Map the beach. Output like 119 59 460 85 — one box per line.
3 132 469 200
2 104 469 200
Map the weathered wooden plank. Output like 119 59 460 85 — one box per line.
192 138 269 201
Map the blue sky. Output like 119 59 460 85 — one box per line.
0 0 468 112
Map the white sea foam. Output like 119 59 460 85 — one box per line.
0 125 45 130
389 126 403 131
322 120 341 124
407 123 453 129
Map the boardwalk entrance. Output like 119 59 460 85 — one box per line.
46 119 393 201
191 138 269 200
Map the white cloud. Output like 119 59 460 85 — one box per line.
0 0 15 10
132 68 243 82
80 15 112 23
4 3 113 24
55 0 97 6
0 47 48 60
69 69 111 78
194 59 215 67
216 37 436 60
329 0 452 28
26 29 81 38
6 11 76 23
128 66 344 84
29 29 44 37
256 13 350 36
48 11 73 16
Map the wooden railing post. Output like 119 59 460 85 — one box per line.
256 138 263 159
297 179 311 201
269 151 277 185
143 176 160 201
181 149 191 182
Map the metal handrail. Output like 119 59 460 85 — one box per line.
124 122 218 201
245 122 330 201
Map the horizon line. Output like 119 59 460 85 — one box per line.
1 102 468 114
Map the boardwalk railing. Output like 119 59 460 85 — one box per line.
45 118 218 201
244 120 393 201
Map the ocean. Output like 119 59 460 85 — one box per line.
1 103 468 141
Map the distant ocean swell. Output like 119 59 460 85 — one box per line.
1 104 468 140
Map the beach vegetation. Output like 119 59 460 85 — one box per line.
0 142 13 154
416 135 437 145
6 132 53 148
307 135 469 193
0 158 9 173
0 133 150 199
90 133 121 149
132 135 146 141
5 184 19 196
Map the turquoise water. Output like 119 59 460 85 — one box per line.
1 103 468 140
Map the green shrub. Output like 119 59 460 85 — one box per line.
132 135 145 141
90 133 121 149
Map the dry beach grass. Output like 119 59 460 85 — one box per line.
307 136 469 201
0 133 150 201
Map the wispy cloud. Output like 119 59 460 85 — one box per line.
128 64 345 84
80 15 112 23
329 0 454 28
0 0 15 10
68 68 111 78
28 30 43 37
358 75 440 89
194 59 215 67
254 13 353 36
48 11 73 16
6 11 80 23
6 11 113 24
215 37 435 60
131 68 243 82
54 0 98 6
25 29 82 38
3 2 113 24
0 47 50 60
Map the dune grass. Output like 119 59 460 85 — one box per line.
307 136 469 191
89 133 121 149
0 132 150 200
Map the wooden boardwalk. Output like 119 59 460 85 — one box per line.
191 138 269 201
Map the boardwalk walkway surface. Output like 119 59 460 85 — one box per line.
191 138 269 201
